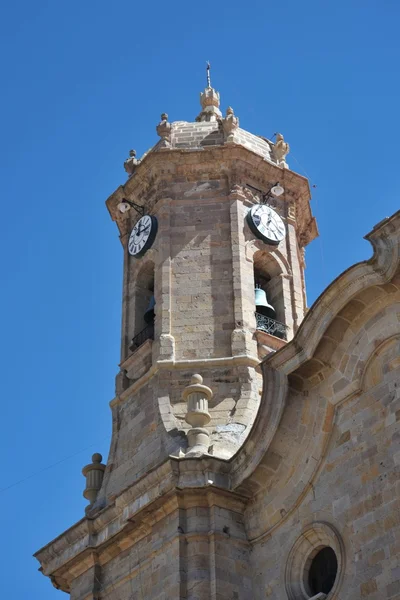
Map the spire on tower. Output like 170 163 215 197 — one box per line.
196 61 222 122
206 61 211 88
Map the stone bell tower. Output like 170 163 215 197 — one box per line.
35 70 317 598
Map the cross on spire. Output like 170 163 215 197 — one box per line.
206 61 211 88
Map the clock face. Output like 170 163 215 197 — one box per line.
128 215 158 257
246 204 286 245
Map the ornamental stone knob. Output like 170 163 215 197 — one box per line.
183 374 213 456
156 113 171 147
222 106 239 143
124 149 138 177
82 453 106 512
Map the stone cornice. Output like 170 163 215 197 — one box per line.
105 145 316 248
34 456 244 591
111 353 260 408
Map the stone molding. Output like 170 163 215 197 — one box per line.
110 353 260 408
240 300 400 543
34 462 246 593
105 145 317 249
221 211 400 534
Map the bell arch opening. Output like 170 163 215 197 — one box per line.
130 260 155 351
253 250 287 339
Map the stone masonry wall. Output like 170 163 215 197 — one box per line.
99 364 262 502
248 335 400 599
168 178 233 360
69 497 252 600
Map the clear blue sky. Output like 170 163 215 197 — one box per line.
0 1 399 597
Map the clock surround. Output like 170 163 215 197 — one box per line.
128 215 158 258
246 204 286 246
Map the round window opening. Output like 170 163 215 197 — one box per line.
307 546 338 596
285 523 344 600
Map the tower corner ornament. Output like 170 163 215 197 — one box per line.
124 149 139 177
273 132 290 167
183 374 213 457
82 453 105 512
156 112 171 147
222 106 239 143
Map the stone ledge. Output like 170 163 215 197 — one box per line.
255 329 287 358
120 338 153 381
34 457 247 593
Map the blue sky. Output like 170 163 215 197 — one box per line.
0 1 399 597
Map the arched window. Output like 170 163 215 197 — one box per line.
129 260 155 352
285 523 343 600
253 250 287 339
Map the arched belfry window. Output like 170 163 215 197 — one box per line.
129 260 155 352
253 250 287 340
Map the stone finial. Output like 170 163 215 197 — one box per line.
124 149 138 177
156 113 172 148
222 106 239 143
82 453 106 512
273 133 290 168
183 374 213 456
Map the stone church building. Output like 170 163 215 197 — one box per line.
35 74 400 599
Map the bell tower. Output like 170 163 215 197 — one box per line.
103 71 317 473
35 70 318 598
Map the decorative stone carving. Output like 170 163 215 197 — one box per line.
222 106 239 143
273 133 290 168
300 246 306 268
183 374 212 456
124 149 138 177
196 87 222 122
288 200 296 220
156 113 171 147
82 453 105 512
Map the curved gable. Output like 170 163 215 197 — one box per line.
231 211 400 511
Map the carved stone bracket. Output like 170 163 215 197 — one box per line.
288 200 296 220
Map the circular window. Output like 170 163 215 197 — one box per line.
285 523 344 600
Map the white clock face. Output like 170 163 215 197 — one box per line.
128 215 158 257
247 204 286 245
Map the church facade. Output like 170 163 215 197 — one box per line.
35 75 400 600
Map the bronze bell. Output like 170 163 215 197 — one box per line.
255 286 275 319
144 295 156 324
